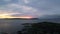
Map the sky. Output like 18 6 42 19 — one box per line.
0 0 60 18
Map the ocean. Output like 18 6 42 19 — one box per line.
0 19 60 34
0 19 39 34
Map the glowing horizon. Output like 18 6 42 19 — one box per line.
0 16 33 19
0 14 33 19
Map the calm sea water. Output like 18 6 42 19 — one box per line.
0 19 60 34
0 19 39 34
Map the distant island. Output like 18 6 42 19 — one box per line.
0 18 39 20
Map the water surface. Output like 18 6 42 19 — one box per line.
0 19 38 34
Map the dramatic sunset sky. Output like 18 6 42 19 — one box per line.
0 0 60 18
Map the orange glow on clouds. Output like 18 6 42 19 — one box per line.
14 16 33 19
0 14 33 19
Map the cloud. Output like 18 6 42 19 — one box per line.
0 10 21 16
29 0 60 16
23 0 30 4
0 0 60 18
0 3 42 17
3 0 11 2
39 14 60 19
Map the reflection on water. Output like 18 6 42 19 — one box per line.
0 19 38 34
